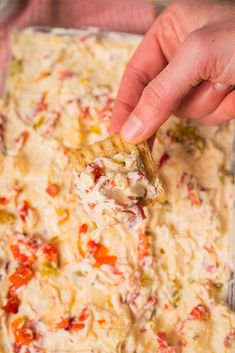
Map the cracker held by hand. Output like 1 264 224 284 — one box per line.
69 135 166 228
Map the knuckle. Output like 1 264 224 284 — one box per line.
141 80 168 112
187 29 209 54
125 63 151 87
114 97 134 113
184 30 214 80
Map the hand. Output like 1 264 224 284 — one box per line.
110 0 235 143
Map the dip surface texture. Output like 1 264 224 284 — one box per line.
0 30 234 353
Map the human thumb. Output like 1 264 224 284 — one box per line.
120 32 210 143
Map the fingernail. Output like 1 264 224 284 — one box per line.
214 82 232 92
121 115 144 141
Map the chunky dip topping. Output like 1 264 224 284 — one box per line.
73 151 157 228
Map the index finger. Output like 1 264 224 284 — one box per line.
109 23 167 134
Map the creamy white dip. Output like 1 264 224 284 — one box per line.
73 151 157 228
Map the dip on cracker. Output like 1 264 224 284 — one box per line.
70 135 166 228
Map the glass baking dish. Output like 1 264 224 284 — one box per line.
0 5 234 352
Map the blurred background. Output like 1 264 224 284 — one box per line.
0 0 168 31
0 0 168 92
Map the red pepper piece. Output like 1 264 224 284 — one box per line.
19 201 29 222
0 196 8 205
15 131 29 149
97 98 114 122
35 98 48 115
156 332 168 349
204 243 216 254
79 223 88 234
88 162 104 182
138 206 146 220
88 240 117 267
10 244 32 266
88 240 100 254
158 153 170 169
4 288 20 314
9 265 34 289
43 242 59 265
224 330 235 348
57 307 90 331
78 34 94 42
156 332 178 352
46 184 59 197
12 317 36 346
137 231 149 261
71 307 89 330
59 70 74 80
188 304 210 321
88 203 96 209
57 318 71 330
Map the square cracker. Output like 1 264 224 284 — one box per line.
69 134 166 206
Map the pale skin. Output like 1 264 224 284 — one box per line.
110 0 235 144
